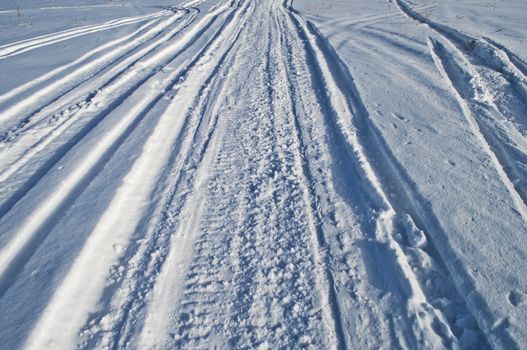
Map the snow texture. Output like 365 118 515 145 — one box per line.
0 0 526 349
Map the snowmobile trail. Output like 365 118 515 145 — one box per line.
279 1 488 348
0 0 526 348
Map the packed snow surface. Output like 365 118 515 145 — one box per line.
0 0 526 348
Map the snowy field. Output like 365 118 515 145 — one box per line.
0 0 526 348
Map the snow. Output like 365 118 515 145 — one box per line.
0 0 526 348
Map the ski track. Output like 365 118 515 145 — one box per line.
0 12 168 60
0 0 235 305
0 17 161 106
0 0 526 348
394 0 527 217
0 15 183 181
0 6 216 221
0 9 187 132
0 11 198 206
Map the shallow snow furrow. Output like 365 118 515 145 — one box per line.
0 11 167 59
70 2 252 348
0 3 235 222
0 14 188 182
280 10 392 349
306 10 502 349
427 36 527 223
280 25 411 347
0 86 160 301
273 4 347 349
0 11 189 136
24 0 248 345
394 0 527 214
283 2 495 348
0 18 162 106
0 0 237 305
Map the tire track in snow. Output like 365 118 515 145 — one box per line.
22 1 250 348
218 4 330 346
0 0 237 303
142 79 248 350
0 9 191 180
136 2 296 347
284 1 492 348
136 4 275 348
165 50 289 347
277 13 406 348
142 2 331 347
0 15 162 106
0 12 166 60
73 1 252 347
174 8 288 346
272 3 347 349
279 9 390 348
